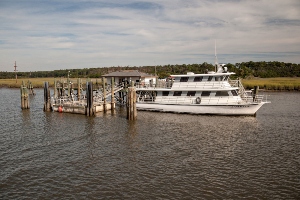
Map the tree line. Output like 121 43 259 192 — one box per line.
0 61 299 79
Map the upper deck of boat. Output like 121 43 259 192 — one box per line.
136 72 240 91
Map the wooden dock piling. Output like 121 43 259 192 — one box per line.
102 77 107 112
86 82 94 116
111 77 115 110
77 78 81 99
27 80 35 95
43 82 51 111
54 79 57 98
253 86 259 102
67 77 71 96
127 83 137 120
20 81 30 109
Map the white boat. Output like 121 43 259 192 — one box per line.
135 66 270 116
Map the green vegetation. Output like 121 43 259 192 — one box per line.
0 78 101 88
1 77 299 91
0 78 63 88
1 61 299 80
1 61 300 90
242 77 300 91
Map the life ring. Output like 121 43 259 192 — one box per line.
196 97 201 104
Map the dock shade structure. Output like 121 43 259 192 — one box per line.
102 70 157 87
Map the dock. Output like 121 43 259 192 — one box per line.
43 77 137 119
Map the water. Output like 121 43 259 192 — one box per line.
0 88 299 199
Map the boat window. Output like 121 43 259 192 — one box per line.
180 77 189 82
187 91 196 96
224 76 229 81
173 91 182 96
231 90 238 96
162 91 169 96
201 91 211 96
193 76 203 82
216 91 229 96
208 76 213 81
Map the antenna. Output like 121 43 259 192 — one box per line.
214 40 218 72
14 61 18 83
155 64 157 76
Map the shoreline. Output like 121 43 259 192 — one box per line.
1 87 297 92
0 77 299 92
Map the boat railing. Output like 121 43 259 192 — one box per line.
137 80 240 89
199 96 241 105
241 94 264 103
136 83 172 89
228 78 248 97
137 94 259 105
52 91 108 107
136 89 265 105
171 81 229 89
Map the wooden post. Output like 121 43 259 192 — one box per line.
20 85 24 109
20 81 30 109
253 86 259 102
43 82 51 111
86 82 89 115
86 82 94 116
96 79 99 90
90 82 94 116
54 78 57 98
131 81 136 119
127 85 137 120
127 88 130 119
62 80 65 96
77 78 81 99
20 84 25 109
86 81 90 116
67 76 70 96
25 84 29 109
111 77 115 110
29 81 35 95
102 77 106 112
253 86 259 117
133 86 137 119
14 61 17 83
122 82 126 102
58 81 62 97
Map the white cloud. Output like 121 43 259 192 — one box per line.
0 0 299 71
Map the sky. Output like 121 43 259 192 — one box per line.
0 0 300 72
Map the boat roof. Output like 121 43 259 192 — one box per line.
171 72 235 77
136 87 239 91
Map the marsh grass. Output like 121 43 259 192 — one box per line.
242 77 300 91
1 77 300 91
0 78 102 88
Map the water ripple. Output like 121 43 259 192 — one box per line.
0 89 299 199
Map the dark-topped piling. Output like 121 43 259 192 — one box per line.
43 82 51 111
86 82 94 116
102 77 107 112
111 77 115 110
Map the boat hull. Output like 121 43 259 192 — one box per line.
136 102 265 116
